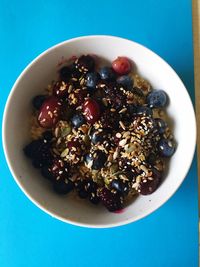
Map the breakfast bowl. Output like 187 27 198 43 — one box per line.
2 35 196 228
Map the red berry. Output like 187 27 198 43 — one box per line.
112 57 132 75
38 96 62 128
53 81 69 98
82 98 101 124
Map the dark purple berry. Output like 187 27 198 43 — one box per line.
53 177 74 194
139 169 162 195
59 66 71 82
75 55 95 72
49 158 68 180
99 187 123 212
32 95 46 110
89 194 100 205
41 166 53 180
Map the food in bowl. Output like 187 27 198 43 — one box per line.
23 54 176 212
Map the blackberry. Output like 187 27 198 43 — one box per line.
75 55 95 73
99 187 123 212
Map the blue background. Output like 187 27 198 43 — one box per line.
0 0 198 266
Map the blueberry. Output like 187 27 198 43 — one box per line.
111 180 129 195
90 130 106 144
71 114 85 128
92 151 107 170
41 166 53 180
89 194 100 205
117 75 133 89
78 190 88 199
76 180 89 199
147 90 168 108
23 140 43 159
158 138 176 157
136 106 153 116
32 159 43 169
99 67 116 81
85 151 107 170
32 95 46 110
155 118 167 134
86 72 100 88
53 178 74 194
85 154 93 166
59 66 71 82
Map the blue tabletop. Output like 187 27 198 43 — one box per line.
0 1 198 266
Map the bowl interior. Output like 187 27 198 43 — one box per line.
3 36 196 227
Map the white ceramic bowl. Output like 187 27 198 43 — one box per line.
2 35 196 228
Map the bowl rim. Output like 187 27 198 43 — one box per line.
2 35 197 228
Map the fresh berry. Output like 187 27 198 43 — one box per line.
112 57 132 75
67 138 81 150
38 96 62 128
32 95 46 110
75 55 95 72
139 169 162 195
92 151 107 170
41 166 53 180
59 66 71 82
53 177 74 194
89 194 100 205
136 106 153 117
158 138 175 157
111 179 130 195
82 98 101 124
147 90 168 108
86 72 100 88
155 118 167 134
99 187 123 212
90 129 106 144
71 113 85 128
99 67 116 81
53 81 69 98
85 150 107 170
24 139 52 165
49 158 68 180
117 75 133 89
75 180 89 199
